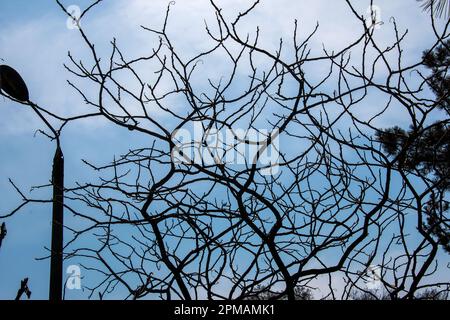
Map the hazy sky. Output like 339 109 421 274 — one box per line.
0 0 448 299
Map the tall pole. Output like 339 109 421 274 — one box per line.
1 65 65 300
28 103 65 301
49 145 64 301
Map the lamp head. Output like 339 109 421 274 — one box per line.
0 65 29 102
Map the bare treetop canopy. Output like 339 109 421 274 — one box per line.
1 0 449 300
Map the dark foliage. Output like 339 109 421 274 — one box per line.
425 195 450 253
423 39 450 113
245 285 313 300
376 123 450 188
417 0 450 18
376 39 450 255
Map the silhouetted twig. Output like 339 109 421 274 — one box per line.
15 278 32 300
0 222 6 250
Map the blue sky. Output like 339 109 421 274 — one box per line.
0 0 449 299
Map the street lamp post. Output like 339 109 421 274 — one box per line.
49 145 64 301
0 64 64 301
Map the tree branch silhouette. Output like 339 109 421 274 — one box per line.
1 0 449 300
